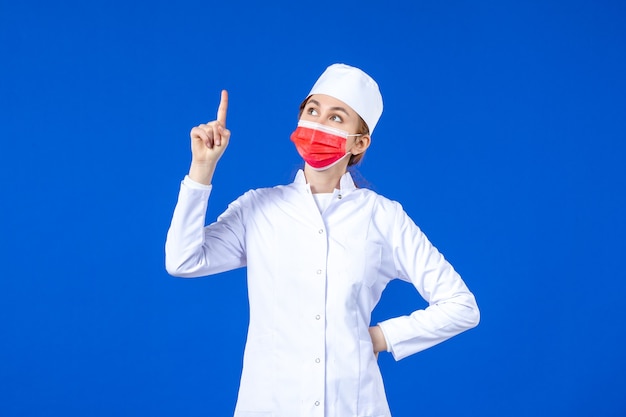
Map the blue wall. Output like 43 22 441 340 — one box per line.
1 1 625 415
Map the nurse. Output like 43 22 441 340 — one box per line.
166 63 480 417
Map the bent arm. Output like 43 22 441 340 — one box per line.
377 204 480 360
165 177 246 277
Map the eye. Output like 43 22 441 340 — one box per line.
330 114 343 123
306 107 319 116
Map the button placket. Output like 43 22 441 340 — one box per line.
308 225 325 416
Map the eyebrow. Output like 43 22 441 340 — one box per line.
307 99 351 117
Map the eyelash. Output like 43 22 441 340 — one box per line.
306 107 343 122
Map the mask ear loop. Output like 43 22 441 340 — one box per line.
345 133 365 159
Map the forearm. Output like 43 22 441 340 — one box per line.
188 161 218 185
369 325 388 354
165 180 212 277
378 292 479 360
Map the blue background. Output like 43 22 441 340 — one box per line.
1 0 625 416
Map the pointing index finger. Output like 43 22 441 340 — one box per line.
217 89 228 126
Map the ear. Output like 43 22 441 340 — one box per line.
351 135 371 155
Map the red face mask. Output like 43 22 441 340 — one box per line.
290 120 360 171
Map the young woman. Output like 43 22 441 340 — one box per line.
166 64 480 417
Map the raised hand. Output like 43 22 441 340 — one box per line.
188 90 231 185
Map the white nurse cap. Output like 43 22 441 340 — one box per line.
307 63 383 135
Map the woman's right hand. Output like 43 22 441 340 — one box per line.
188 90 230 185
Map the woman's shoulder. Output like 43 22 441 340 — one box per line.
234 181 300 204
354 187 402 210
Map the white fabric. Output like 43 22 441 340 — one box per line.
308 64 383 134
183 174 212 190
296 119 353 138
312 192 335 213
165 170 480 417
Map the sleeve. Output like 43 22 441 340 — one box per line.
377 202 480 360
183 174 213 190
165 177 247 278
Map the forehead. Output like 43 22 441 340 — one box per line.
307 94 357 116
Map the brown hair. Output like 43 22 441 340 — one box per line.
298 97 370 166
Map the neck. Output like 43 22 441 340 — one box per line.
304 162 349 194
